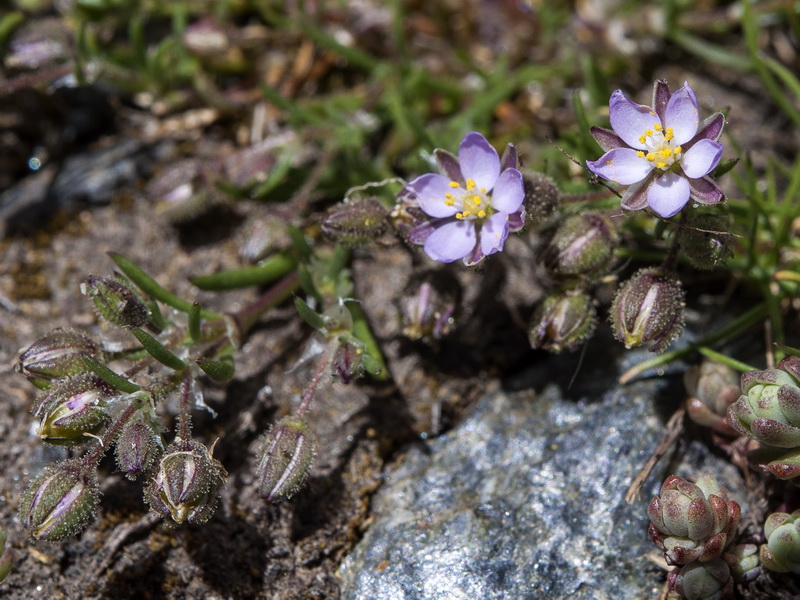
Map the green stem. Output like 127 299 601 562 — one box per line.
230 270 301 338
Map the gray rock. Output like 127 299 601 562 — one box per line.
338 370 749 600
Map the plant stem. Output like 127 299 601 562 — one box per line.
297 339 339 418
230 270 301 339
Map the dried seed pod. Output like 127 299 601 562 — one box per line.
529 292 597 353
17 328 102 390
256 418 315 503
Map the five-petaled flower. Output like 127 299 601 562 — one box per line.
587 80 726 218
402 132 525 265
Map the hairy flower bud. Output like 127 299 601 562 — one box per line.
331 341 365 384
648 474 740 565
529 292 597 353
34 373 113 445
321 197 389 246
724 543 761 583
544 212 618 282
727 356 800 455
0 527 14 583
147 439 226 525
681 214 734 270
399 272 459 344
81 275 150 328
670 558 733 600
18 459 100 542
610 268 684 353
684 359 740 436
17 328 102 390
115 420 163 480
256 418 315 503
760 509 800 573
521 170 560 225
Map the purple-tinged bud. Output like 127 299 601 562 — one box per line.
147 439 226 525
321 197 389 246
115 420 163 480
724 543 761 583
34 374 113 446
544 212 618 282
610 268 685 353
529 292 597 353
399 273 460 344
0 527 14 583
256 418 315 503
521 170 560 225
80 276 150 328
670 558 733 600
681 214 734 270
17 328 102 390
760 509 800 573
331 341 364 384
18 459 100 542
684 359 740 436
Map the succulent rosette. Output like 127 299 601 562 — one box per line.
668 558 733 600
648 474 741 565
684 359 741 436
760 509 800 573
587 80 725 218
402 132 525 266
727 356 800 449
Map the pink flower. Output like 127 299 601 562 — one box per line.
587 81 726 218
403 132 525 265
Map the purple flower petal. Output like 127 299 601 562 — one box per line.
693 112 725 144
688 176 725 205
647 172 691 218
587 148 653 185
423 219 477 262
480 212 510 257
458 132 501 191
652 80 671 124
664 83 699 146
491 168 524 213
620 171 657 210
434 149 465 185
590 126 626 152
682 139 723 178
463 243 485 267
609 90 659 150
500 143 519 171
407 173 459 218
507 208 525 232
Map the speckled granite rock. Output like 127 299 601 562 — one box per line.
338 369 750 600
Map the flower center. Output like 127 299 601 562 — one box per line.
444 179 491 221
635 123 683 172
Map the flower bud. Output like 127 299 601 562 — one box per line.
34 373 113 445
610 268 684 353
671 558 733 600
0 527 15 583
256 418 315 503
684 359 740 436
681 214 734 270
17 328 102 390
760 509 800 573
331 341 364 384
648 474 740 565
521 170 560 225
529 292 597 353
399 273 460 344
724 543 760 583
147 439 226 525
321 197 389 246
18 459 100 542
544 212 618 282
115 419 163 480
81 276 150 328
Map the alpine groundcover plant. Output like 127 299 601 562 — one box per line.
2 2 800 599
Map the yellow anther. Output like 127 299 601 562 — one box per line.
480 188 487 194
646 153 655 162
654 123 663 131
674 146 682 154
636 151 645 158
477 210 486 218
449 181 460 188
444 199 454 206
462 210 471 217
660 148 672 158
456 212 463 220
656 162 666 169
465 178 476 191
639 134 647 144
645 129 653 136
445 192 454 199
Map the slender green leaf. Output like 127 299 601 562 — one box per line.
129 328 187 371
81 354 141 394
191 254 295 291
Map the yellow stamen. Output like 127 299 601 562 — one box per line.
456 212 463 220
656 162 666 169
444 199 454 206
465 179 476 191
480 188 487 194
674 146 682 154
646 153 655 162
477 210 486 218
462 210 471 217
636 151 645 158
654 123 662 131
645 129 653 136
449 181 460 188
639 134 647 144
